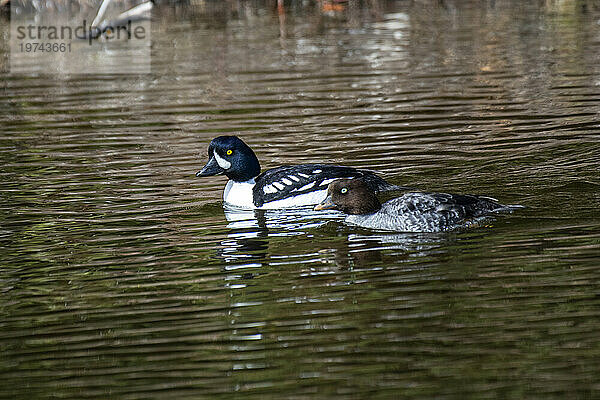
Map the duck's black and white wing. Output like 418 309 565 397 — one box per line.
252 164 396 207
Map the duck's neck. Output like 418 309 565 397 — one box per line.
232 178 256 185
226 152 261 183
346 195 381 215
360 201 382 215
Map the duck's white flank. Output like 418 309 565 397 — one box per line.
263 190 327 209
223 180 328 209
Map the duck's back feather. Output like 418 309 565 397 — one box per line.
348 192 506 232
252 164 397 207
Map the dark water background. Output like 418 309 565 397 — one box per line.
1 1 600 398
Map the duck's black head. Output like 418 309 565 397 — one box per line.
315 178 381 215
196 136 261 182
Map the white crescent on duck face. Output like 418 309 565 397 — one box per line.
213 151 231 170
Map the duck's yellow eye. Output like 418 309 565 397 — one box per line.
341 188 348 194
226 149 233 156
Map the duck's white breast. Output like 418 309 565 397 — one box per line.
223 180 256 209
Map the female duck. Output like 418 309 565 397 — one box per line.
315 178 517 232
196 136 400 209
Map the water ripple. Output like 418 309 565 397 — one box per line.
2 1 600 399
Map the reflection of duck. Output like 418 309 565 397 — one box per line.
217 205 342 266
316 178 520 233
214 201 457 274
223 205 342 232
196 136 401 209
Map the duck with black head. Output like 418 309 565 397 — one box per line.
196 136 402 209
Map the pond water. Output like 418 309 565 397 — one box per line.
1 1 600 398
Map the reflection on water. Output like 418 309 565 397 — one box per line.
1 1 600 398
219 205 453 269
223 206 343 233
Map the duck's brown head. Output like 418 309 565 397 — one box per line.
314 178 381 215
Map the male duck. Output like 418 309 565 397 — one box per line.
315 178 517 232
196 136 400 209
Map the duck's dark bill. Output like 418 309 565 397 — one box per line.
314 195 336 211
196 156 225 177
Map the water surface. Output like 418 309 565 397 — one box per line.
1 1 600 398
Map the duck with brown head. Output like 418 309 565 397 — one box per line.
315 178 382 214
315 178 519 232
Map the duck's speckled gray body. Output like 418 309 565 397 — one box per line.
345 192 505 232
